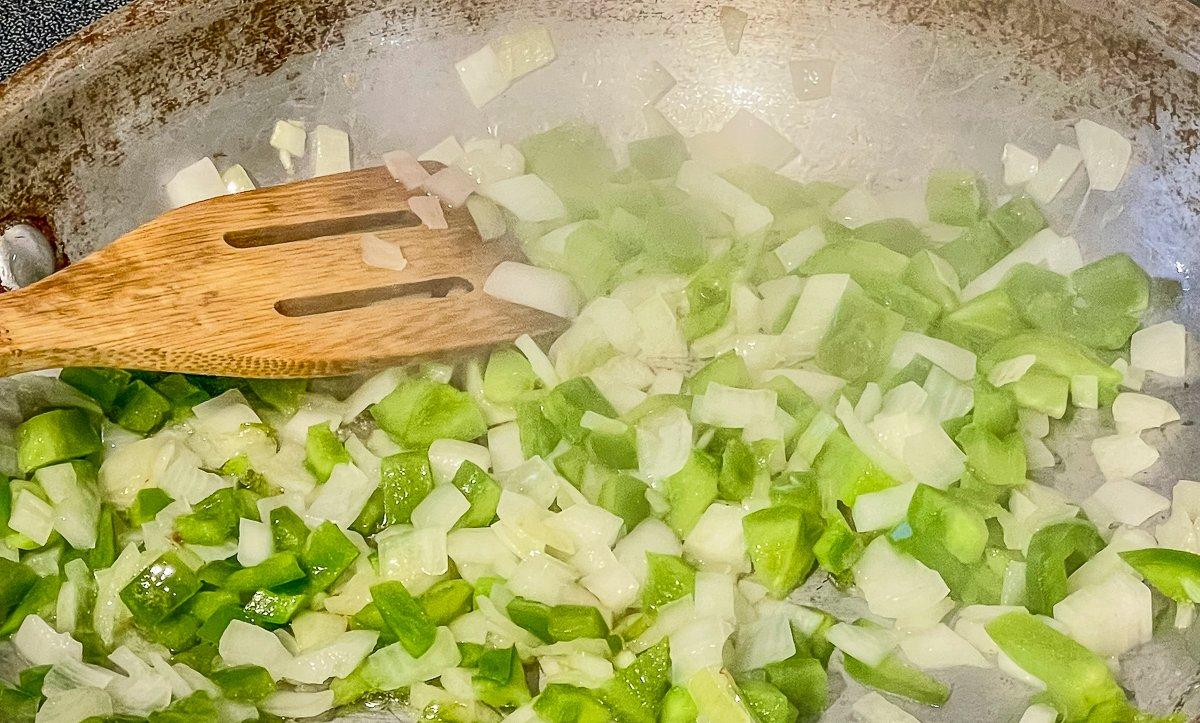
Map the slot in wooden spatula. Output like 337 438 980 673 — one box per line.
0 166 564 378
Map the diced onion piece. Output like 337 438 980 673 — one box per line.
305 463 376 528
1131 321 1186 378
829 186 886 229
691 383 776 429
480 174 566 222
285 629 378 684
853 537 949 619
423 166 477 208
836 399 910 482
484 262 581 319
37 688 114 723
890 333 976 381
269 120 307 158
219 620 294 680
1176 602 1195 630
1002 143 1040 186
292 612 348 652
359 234 408 272
1074 119 1132 191
466 195 506 240
165 158 226 208
1112 392 1180 434
383 149 432 189
1083 479 1169 527
14 615 82 665
670 617 734 684
614 519 682 585
1025 143 1082 204
643 106 678 137
961 228 1073 301
778 274 854 360
852 691 920 723
221 164 256 194
515 334 559 388
826 622 895 667
635 61 676 103
262 690 336 719
311 124 351 176
428 439 491 486
420 136 465 166
732 614 796 672
852 483 917 532
1024 436 1056 470
1091 434 1159 480
790 58 835 101
774 227 826 272
237 519 273 567
637 407 695 482
987 354 1036 387
486 423 524 475
411 484 471 532
1112 358 1146 391
715 110 798 171
683 503 749 573
491 26 556 80
455 45 511 107
1019 703 1059 723
718 5 749 54
10 490 53 546
1052 572 1152 657
898 623 988 669
409 195 448 230
1069 374 1098 409
675 160 772 237
761 368 845 406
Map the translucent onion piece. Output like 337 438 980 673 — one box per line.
1025 143 1082 204
165 158 226 208
484 261 581 319
1130 321 1187 379
718 5 749 54
1002 143 1040 186
790 58 835 101
359 234 408 272
455 45 511 107
409 195 448 230
311 124 351 177
1074 119 1132 191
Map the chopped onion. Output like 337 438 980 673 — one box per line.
1019 703 1059 723
675 160 772 237
383 149 431 189
852 483 918 532
237 518 274 567
636 407 694 481
790 58 835 101
683 503 749 573
305 462 376 528
515 334 560 388
262 690 336 719
1074 119 1132 191
269 120 307 157
898 623 989 669
292 611 348 652
1023 436 1056 470
220 619 294 680
165 158 226 208
733 614 796 672
635 61 676 104
15 615 82 665
890 332 976 381
455 45 511 107
409 195 448 230
669 616 734 683
852 691 920 723
480 174 566 221
987 354 1036 387
613 518 682 584
359 234 408 272
1069 374 1098 409
490 26 556 80
1026 143 1082 204
718 5 749 54
466 195 507 240
1002 143 1040 186
713 110 798 171
423 166 478 207
311 124 351 176
1112 357 1146 391
484 261 581 319
826 622 896 667
1019 408 1050 439
694 571 737 624
221 163 255 193
961 228 1074 301
774 227 827 273
853 537 949 619
1053 572 1151 657
285 629 378 684
1091 434 1159 480
836 398 910 482
9 490 53 546
411 484 471 532
1083 479 1169 527
420 136 465 166
428 439 491 486
829 186 886 229
1131 321 1187 379
691 383 776 429
37 688 114 723
778 274 854 360
486 422 524 474
1113 392 1180 434
761 367 845 405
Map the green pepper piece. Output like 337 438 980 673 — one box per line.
926 170 983 226
269 506 309 552
643 554 695 612
547 604 609 641
597 639 671 723
170 642 218 676
553 446 589 488
197 603 245 644
506 596 554 643
813 514 865 576
152 374 210 422
1119 548 1200 602
120 552 202 625
843 652 949 706
113 380 171 434
533 683 612 723
16 408 102 475
543 378 619 444
814 287 906 384
628 134 689 180
472 644 532 709
0 574 58 636
0 559 37 620
986 611 1125 720
598 473 650 531
687 351 753 395
936 221 1009 286
933 289 1029 354
586 427 639 470
146 690 223 722
59 368 133 412
765 656 829 719
370 580 437 657
304 423 350 484
743 504 819 597
220 454 280 497
174 488 238 545
223 552 305 594
738 679 799 723
299 521 359 593
196 560 238 588
370 379 486 447
1025 519 1104 615
956 424 1026 487
419 579 473 625
664 451 719 537
243 588 308 625
350 489 385 537
988 194 1045 246
483 348 540 405
515 398 562 458
245 379 307 416
210 664 276 703
660 686 699 723
380 451 434 526
718 437 758 503
0 686 38 723
130 488 173 527
140 612 200 652
450 461 502 528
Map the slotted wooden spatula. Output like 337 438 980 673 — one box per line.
0 166 565 378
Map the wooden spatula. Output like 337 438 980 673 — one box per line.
0 166 564 378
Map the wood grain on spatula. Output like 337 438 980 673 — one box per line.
0 166 564 378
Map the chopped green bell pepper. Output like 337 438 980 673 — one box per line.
120 552 202 625
16 408 102 475
643 553 695 612
598 639 671 723
1025 519 1104 615
223 552 305 594
371 580 437 657
210 664 276 703
300 521 359 593
371 379 487 447
380 451 434 526
450 461 501 528
304 423 350 483
1119 548 1200 602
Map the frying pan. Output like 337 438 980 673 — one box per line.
1 0 1200 719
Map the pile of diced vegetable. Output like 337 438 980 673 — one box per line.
8 20 1198 723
